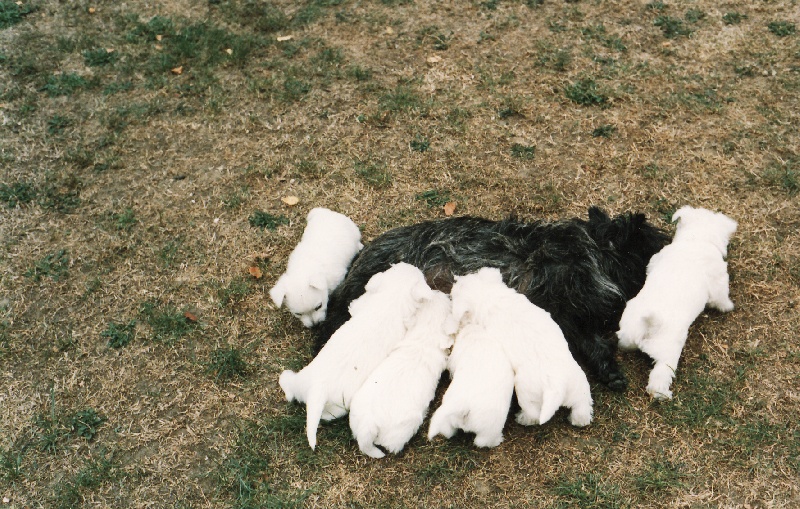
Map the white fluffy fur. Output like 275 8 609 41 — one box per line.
270 207 363 327
348 291 454 458
278 263 434 450
617 206 737 400
450 267 593 428
427 322 515 448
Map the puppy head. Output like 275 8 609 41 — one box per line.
272 272 329 327
673 206 737 255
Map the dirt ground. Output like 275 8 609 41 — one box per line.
1 0 798 507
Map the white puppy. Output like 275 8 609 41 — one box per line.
270 207 363 327
450 268 593 428
349 290 454 458
617 206 737 400
278 263 434 450
427 322 515 448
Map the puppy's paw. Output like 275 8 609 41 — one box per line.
715 299 735 313
568 408 593 427
515 411 541 426
646 384 673 400
473 433 503 448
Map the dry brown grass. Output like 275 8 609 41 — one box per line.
1 0 799 507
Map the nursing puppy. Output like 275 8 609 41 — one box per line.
349 291 454 458
427 322 515 448
279 263 434 450
270 207 363 327
451 268 593 427
317 207 669 390
617 206 737 400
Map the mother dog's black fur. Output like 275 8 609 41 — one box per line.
315 207 669 390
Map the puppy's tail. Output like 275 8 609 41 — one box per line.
537 389 562 426
354 422 386 459
305 387 327 451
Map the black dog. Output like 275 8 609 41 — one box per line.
315 207 669 391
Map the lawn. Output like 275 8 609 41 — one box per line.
1 0 798 507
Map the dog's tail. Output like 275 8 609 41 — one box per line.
537 388 563 426
305 387 327 451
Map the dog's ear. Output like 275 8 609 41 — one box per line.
269 276 287 307
671 206 692 224
588 206 610 223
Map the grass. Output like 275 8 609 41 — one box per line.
1 0 798 507
101 320 136 349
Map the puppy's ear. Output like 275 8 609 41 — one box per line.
671 206 691 224
269 276 287 307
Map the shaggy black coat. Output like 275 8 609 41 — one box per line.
315 207 670 390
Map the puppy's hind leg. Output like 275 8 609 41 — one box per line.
642 330 686 400
427 406 459 440
707 271 734 313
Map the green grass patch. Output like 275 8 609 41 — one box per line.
42 73 92 97
410 135 430 152
379 85 423 114
25 249 69 282
722 12 746 25
217 277 252 306
206 347 249 382
0 0 35 29
510 143 536 159
592 124 616 138
51 451 120 509
83 48 118 67
34 404 107 453
101 320 136 349
68 409 107 441
111 207 138 231
762 159 799 195
139 301 200 343
552 473 627 509
654 16 692 39
248 210 289 230
355 159 392 188
564 78 609 106
768 21 796 37
0 181 36 207
415 189 452 208
633 459 686 494
46 115 72 135
0 446 24 481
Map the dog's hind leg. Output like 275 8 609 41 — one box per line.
642 330 687 400
707 270 734 313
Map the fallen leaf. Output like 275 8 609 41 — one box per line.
427 55 442 64
385 27 395 35
106 48 115 54
225 48 233 55
171 66 183 75
277 35 293 42
155 44 163 50
248 266 263 279
281 195 299 206
184 311 198 322
443 201 457 216
88 6 96 14
156 34 163 41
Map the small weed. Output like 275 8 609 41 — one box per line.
415 189 452 208
410 135 430 152
768 21 796 37
47 115 72 135
42 73 91 97
158 239 182 267
294 159 324 178
25 249 69 282
0 181 37 207
280 76 311 103
83 48 118 67
223 187 249 209
0 446 25 481
552 473 627 509
634 459 686 494
651 197 676 223
640 163 665 180
139 301 199 343
498 96 524 119
722 12 746 25
510 143 536 160
217 277 251 307
39 182 82 213
645 2 666 11
537 47 572 72
103 80 134 95
52 452 119 509
101 320 136 349
654 16 692 39
347 65 372 81
206 347 249 382
684 9 705 24
111 207 137 231
69 409 106 441
248 210 289 230
379 85 423 113
564 78 609 107
762 159 799 194
0 0 35 29
592 124 616 138
355 159 392 188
